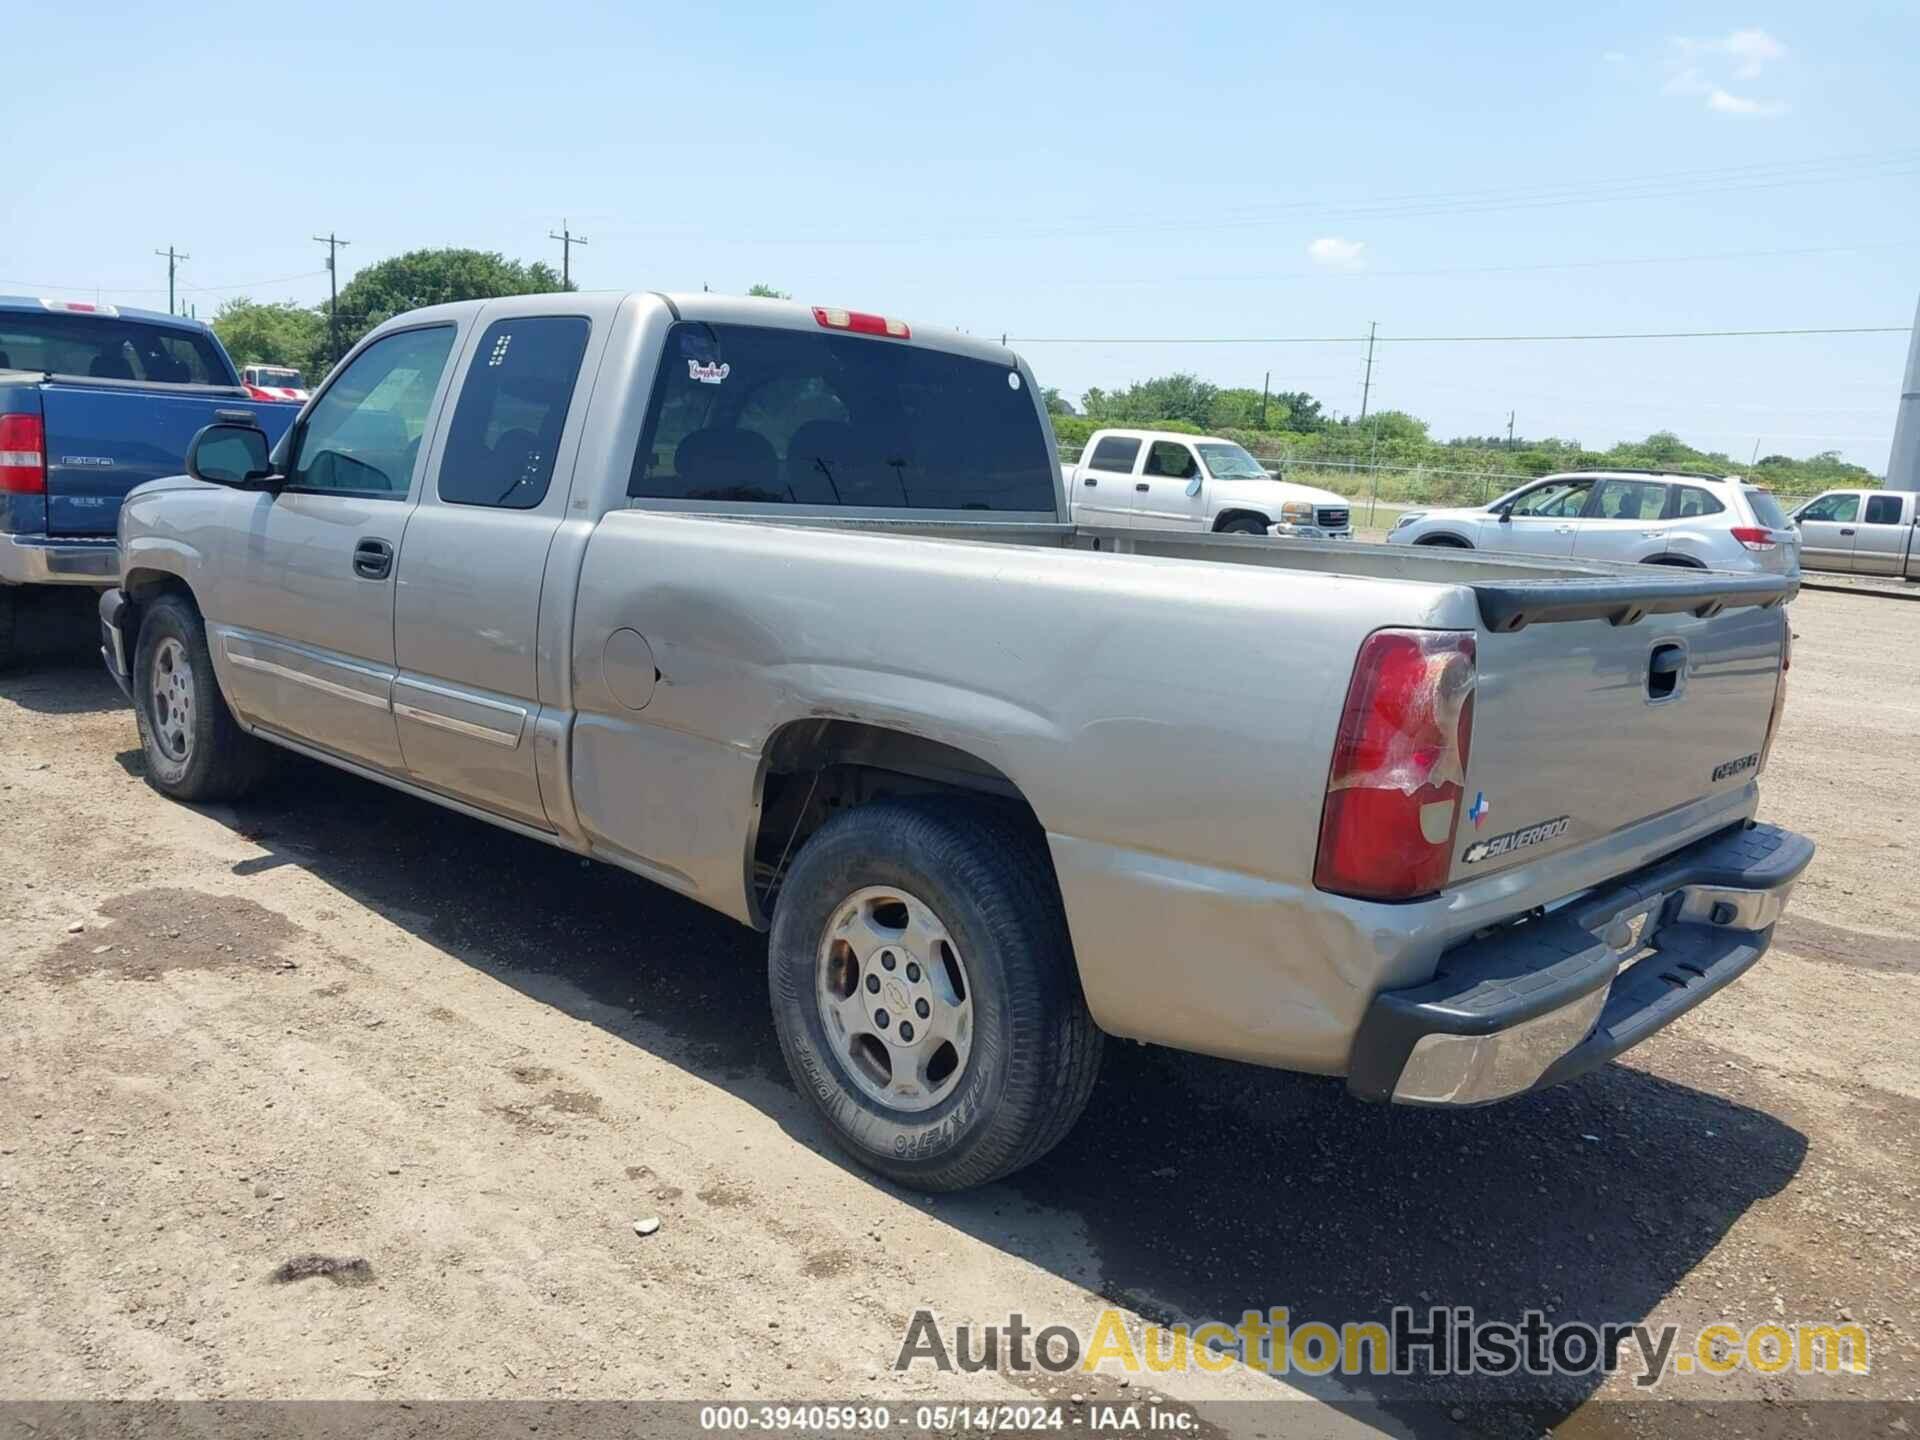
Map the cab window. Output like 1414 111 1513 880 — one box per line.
1864 494 1905 525
438 316 591 510
1141 441 1199 480
1508 479 1594 519
287 326 456 497
1798 493 1859 524
1086 436 1141 474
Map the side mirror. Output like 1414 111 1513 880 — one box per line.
1185 476 1203 498
187 421 279 490
1496 505 1513 522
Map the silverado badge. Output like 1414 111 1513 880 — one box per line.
1462 816 1571 865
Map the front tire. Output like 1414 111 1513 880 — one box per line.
1218 516 1268 536
768 798 1103 1191
132 593 271 802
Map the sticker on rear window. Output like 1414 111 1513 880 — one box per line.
1462 815 1570 865
687 360 731 385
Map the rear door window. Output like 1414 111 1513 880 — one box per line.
438 316 591 509
628 321 1055 512
1865 494 1906 525
1086 436 1141 474
1591 479 1668 521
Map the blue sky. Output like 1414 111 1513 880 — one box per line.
7 0 1917 466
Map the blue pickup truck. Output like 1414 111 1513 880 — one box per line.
0 296 299 665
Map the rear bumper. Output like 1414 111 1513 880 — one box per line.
0 534 119 586
1347 821 1814 1105
99 587 134 700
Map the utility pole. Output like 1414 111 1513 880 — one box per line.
1260 371 1270 429
154 246 190 315
1358 321 1377 424
548 219 588 289
1506 409 1515 447
1887 290 1920 494
313 232 350 367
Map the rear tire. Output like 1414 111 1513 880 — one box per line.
132 593 272 802
768 797 1103 1191
1415 535 1472 548
0 587 15 671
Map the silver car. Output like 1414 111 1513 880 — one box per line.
1386 470 1801 575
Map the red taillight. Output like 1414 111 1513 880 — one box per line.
813 306 910 339
1314 629 1477 902
1730 526 1778 552
0 413 47 494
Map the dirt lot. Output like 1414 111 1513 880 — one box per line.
1 587 1915 1438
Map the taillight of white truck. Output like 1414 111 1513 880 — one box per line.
1314 629 1477 902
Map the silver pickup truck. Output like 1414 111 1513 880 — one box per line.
99 292 1812 1191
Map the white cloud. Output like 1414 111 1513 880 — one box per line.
1708 88 1788 117
1661 29 1789 115
1723 28 1787 77
1307 236 1366 270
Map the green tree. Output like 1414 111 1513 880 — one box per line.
1356 409 1430 444
326 248 571 362
210 298 326 378
1041 386 1075 417
1082 373 1218 427
746 284 792 299
1269 390 1325 432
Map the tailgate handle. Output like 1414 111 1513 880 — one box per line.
1648 643 1687 701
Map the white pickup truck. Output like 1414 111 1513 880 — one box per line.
101 291 1811 1191
1064 427 1353 537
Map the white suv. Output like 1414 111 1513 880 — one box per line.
1385 470 1800 575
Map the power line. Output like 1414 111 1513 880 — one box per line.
1010 325 1910 345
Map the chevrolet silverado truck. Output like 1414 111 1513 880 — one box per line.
0 297 298 666
100 292 1812 1191
1065 426 1353 537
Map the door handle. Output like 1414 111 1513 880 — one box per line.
352 537 394 579
1083 477 1098 486
1136 482 1150 492
1554 524 1576 534
1840 528 1856 536
1642 528 1666 538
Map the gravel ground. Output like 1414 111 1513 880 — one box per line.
0 585 1914 1439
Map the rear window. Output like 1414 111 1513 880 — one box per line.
1744 489 1790 529
627 321 1056 512
0 311 232 385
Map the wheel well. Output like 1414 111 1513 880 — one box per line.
1213 509 1271 532
119 569 197 657
750 719 1044 920
1415 533 1473 548
1641 554 1704 568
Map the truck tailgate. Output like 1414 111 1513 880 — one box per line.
1455 598 1785 884
38 380 286 535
